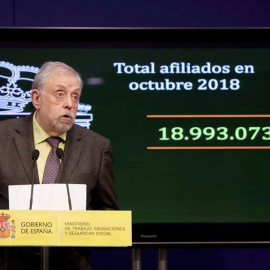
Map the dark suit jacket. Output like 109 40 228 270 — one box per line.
0 114 119 210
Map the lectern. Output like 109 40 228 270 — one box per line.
0 210 132 269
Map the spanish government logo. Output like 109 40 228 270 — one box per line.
0 212 15 239
0 61 93 128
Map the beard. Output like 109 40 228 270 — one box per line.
52 110 75 134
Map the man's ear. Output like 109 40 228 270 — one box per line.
31 89 41 110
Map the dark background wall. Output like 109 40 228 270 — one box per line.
1 0 270 27
1 0 270 269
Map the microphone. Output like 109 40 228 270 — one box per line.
56 148 72 210
29 149 40 210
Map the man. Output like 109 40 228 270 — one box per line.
0 61 119 269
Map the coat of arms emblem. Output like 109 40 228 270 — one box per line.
0 213 11 238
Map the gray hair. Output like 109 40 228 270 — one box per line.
32 61 83 90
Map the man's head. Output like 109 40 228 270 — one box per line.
31 61 82 136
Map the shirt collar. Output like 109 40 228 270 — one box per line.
33 111 67 145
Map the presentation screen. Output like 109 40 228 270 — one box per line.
1 28 270 245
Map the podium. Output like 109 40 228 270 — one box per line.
0 210 132 269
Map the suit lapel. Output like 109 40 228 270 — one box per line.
13 115 36 184
56 125 82 183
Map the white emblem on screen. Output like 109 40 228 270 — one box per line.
0 61 93 129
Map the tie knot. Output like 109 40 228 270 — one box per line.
47 137 60 149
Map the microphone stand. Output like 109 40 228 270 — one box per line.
29 160 35 210
29 150 39 210
29 150 49 270
63 162 72 211
56 148 72 211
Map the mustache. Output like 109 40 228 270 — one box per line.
58 111 75 120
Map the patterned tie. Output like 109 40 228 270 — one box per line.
42 137 60 184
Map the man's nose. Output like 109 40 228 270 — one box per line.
63 95 74 109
